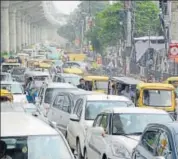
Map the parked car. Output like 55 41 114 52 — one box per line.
66 94 135 157
36 82 78 116
1 112 75 159
0 72 13 81
52 73 82 86
132 122 178 159
47 89 103 136
84 107 174 159
1 81 27 103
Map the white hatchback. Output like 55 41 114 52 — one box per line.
66 94 135 158
84 107 174 159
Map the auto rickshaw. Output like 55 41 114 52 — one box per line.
83 76 109 93
164 76 178 92
108 76 142 99
63 68 84 75
135 83 177 119
27 59 39 68
0 89 13 103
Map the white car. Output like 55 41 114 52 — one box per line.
66 94 135 158
36 82 78 116
84 107 174 159
1 112 75 159
1 81 27 103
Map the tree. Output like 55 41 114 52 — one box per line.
134 1 161 37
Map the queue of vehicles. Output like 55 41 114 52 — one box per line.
0 43 178 159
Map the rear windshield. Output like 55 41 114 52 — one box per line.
44 88 76 104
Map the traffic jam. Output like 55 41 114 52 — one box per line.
0 43 178 159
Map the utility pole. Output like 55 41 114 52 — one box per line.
124 1 132 76
80 20 84 53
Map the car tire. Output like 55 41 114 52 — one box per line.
76 140 83 159
84 149 88 159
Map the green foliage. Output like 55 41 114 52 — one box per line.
134 1 161 37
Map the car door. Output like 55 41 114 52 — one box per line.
87 114 103 159
90 114 110 159
59 94 73 136
47 94 65 130
67 98 83 149
134 128 161 159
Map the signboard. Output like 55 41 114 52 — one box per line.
168 43 178 59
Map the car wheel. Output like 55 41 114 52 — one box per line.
76 140 83 159
84 149 88 159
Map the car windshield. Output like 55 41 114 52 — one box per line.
1 135 72 159
0 74 7 81
1 84 23 94
33 76 49 81
94 81 108 90
85 101 134 120
143 89 172 107
64 77 81 86
2 65 19 72
12 68 26 75
44 88 76 104
112 113 173 135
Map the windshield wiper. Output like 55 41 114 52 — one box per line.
125 132 142 135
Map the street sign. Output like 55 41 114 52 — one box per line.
168 42 178 59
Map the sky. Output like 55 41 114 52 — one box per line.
53 1 81 15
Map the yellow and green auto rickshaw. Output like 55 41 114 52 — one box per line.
135 83 177 119
83 76 109 93
0 89 13 103
63 68 84 76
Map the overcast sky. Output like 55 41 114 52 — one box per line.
53 1 81 14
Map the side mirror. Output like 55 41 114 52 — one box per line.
70 114 80 122
92 127 105 137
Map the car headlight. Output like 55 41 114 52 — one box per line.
111 144 131 158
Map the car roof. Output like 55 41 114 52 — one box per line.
64 89 103 95
56 73 82 78
1 112 58 137
86 94 131 101
102 107 169 114
1 81 21 85
111 76 142 85
25 71 49 76
1 72 11 75
148 122 178 134
1 103 25 112
46 82 77 89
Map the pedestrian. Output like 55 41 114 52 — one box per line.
77 78 87 90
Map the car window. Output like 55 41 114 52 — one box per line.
73 99 82 114
142 130 160 155
99 114 109 132
76 100 83 118
93 115 103 127
62 95 71 113
156 131 171 158
53 95 65 109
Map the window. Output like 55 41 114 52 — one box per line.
76 100 83 118
99 115 109 131
73 99 82 114
156 131 171 157
53 95 65 109
143 89 172 107
142 130 160 155
62 96 71 113
93 115 103 127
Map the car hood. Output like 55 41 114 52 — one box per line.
111 135 140 153
13 94 27 103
